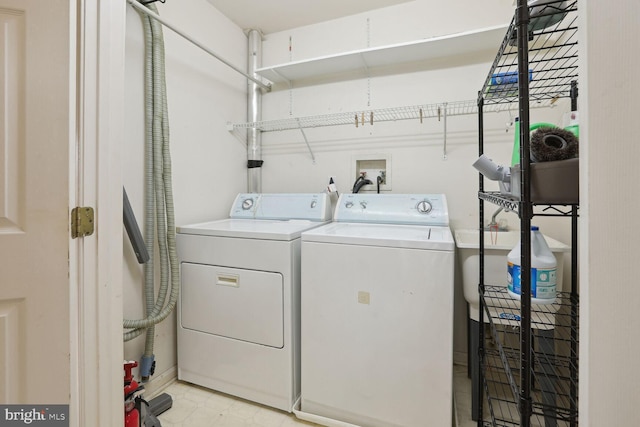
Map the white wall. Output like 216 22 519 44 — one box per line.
122 0 248 391
257 0 572 361
116 0 640 423
580 1 640 425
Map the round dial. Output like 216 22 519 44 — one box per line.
241 198 254 210
345 201 354 208
416 200 432 214
310 200 317 209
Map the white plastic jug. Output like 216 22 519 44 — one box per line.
507 226 557 304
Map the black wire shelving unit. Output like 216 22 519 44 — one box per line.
476 1 579 426
480 287 579 427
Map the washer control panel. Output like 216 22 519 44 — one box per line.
335 194 449 226
229 193 332 221
416 200 432 214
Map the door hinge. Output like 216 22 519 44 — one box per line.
71 207 95 238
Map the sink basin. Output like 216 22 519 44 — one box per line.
454 229 570 321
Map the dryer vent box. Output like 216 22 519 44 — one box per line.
353 155 391 192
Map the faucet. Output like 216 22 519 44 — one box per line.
485 207 509 231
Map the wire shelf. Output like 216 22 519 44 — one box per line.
478 192 580 216
480 0 578 105
479 192 520 215
481 286 579 426
230 99 556 133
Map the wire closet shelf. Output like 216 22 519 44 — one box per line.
479 0 578 106
230 99 557 133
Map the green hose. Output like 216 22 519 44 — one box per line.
123 2 179 375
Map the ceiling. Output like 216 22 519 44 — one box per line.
206 0 415 34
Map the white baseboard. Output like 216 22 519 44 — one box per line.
143 365 177 399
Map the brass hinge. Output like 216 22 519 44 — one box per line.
71 207 95 239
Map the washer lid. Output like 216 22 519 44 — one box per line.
302 222 454 251
177 218 329 241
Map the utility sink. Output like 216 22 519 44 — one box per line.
454 229 570 321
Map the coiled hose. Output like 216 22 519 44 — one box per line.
123 2 179 381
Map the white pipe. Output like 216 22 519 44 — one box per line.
247 29 262 193
126 0 271 92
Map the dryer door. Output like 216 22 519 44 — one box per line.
181 263 284 348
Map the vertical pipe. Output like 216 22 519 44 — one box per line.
247 29 263 193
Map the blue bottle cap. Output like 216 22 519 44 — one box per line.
531 226 539 231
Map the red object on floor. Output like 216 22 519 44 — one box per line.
124 361 141 427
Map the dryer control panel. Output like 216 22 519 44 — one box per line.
334 193 449 226
229 194 260 219
229 193 332 221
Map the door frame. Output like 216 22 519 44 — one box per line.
70 1 125 425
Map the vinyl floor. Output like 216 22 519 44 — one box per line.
153 363 477 427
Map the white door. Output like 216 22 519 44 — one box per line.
0 0 124 424
0 0 73 404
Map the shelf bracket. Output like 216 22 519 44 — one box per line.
270 68 290 87
442 102 448 160
296 118 316 164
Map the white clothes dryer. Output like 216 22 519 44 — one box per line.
176 193 331 412
299 193 455 427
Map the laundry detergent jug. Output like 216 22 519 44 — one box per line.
507 226 557 304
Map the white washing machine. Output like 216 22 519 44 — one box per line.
176 193 331 412
299 193 455 427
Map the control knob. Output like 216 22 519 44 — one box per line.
416 200 432 214
241 198 254 210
